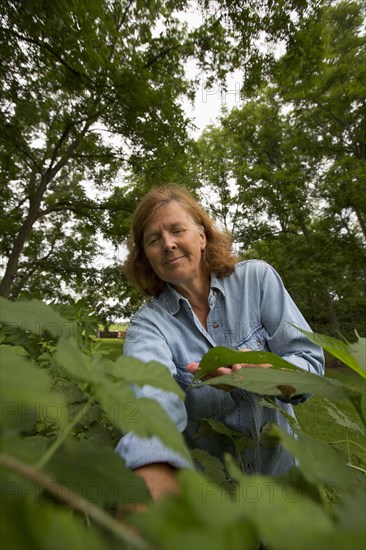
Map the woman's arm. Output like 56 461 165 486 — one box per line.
133 463 179 501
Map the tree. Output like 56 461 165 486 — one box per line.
0 0 323 318
273 0 366 239
0 0 191 302
192 0 366 338
270 0 366 338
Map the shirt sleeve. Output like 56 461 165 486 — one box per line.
259 262 325 377
114 306 192 470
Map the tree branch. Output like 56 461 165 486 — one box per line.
0 452 149 550
144 43 184 69
5 28 95 88
37 198 129 218
118 0 135 32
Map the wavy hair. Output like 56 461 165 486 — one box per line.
123 185 238 296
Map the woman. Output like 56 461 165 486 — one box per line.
115 185 324 500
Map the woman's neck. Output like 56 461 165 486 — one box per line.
173 276 211 328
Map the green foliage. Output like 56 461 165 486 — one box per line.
1 298 366 549
0 0 318 321
295 327 366 379
194 0 366 341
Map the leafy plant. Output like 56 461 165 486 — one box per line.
1 297 365 549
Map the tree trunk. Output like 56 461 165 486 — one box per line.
0 213 39 298
354 206 366 241
325 291 342 339
0 118 96 298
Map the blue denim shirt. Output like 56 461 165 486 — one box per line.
115 260 324 475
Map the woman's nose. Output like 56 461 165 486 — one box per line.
162 234 176 251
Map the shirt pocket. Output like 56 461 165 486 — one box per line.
235 325 267 352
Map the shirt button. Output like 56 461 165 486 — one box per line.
212 322 219 328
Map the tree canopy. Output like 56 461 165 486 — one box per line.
193 0 365 339
0 0 364 337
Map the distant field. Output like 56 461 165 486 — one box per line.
98 324 128 332
94 339 366 469
94 338 123 361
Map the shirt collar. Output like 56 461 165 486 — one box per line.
157 273 226 315
210 272 226 297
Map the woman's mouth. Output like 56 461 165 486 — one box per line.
164 255 184 265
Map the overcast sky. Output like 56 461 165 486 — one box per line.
182 67 244 137
178 4 244 137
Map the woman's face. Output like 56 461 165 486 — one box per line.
143 200 207 291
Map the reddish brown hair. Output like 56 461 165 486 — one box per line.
124 185 238 296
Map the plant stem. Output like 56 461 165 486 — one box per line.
346 463 366 475
331 440 366 453
0 452 150 550
35 399 91 470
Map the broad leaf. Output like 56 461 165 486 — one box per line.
0 298 75 341
109 355 185 399
269 425 356 490
190 448 229 486
194 346 303 382
334 484 366 530
0 345 65 432
226 458 364 550
46 439 150 507
1 497 107 550
323 400 365 434
55 339 104 384
199 365 360 402
94 380 191 464
131 469 259 550
347 333 366 379
295 327 365 379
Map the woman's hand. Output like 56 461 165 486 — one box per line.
185 349 272 391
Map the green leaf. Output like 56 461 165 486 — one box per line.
323 400 365 434
295 327 365 379
226 457 364 550
347 333 366 379
133 397 192 463
1 497 107 550
259 397 299 430
200 365 360 402
110 355 185 399
55 340 190 462
194 346 303 382
55 339 103 384
94 380 191 464
190 448 229 486
269 425 356 490
1 434 51 465
334 483 366 530
0 298 76 340
0 345 65 432
131 469 259 550
46 439 150 507
259 421 280 449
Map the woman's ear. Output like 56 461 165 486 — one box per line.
200 230 207 251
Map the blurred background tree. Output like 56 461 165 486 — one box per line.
1 0 364 339
192 0 365 340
